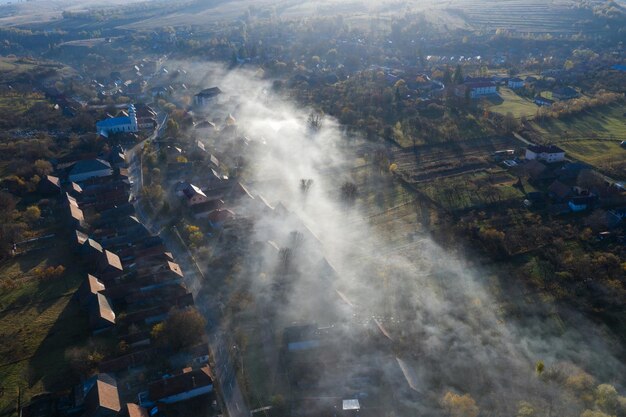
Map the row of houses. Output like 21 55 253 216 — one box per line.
510 147 626 220
24 150 217 417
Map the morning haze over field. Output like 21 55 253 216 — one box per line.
0 1 624 417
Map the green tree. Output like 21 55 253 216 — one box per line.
596 384 619 414
453 64 464 85
443 66 452 85
156 308 206 350
33 159 53 176
441 392 479 417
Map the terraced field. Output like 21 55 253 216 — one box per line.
446 0 602 34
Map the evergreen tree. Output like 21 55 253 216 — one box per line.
453 64 464 85
443 66 452 85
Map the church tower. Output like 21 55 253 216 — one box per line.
128 104 138 132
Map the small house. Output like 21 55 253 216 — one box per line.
69 159 113 183
79 274 106 307
38 175 61 195
207 208 235 228
83 374 121 417
194 87 222 107
568 196 595 212
182 184 209 206
508 77 524 89
148 366 213 405
534 96 554 107
97 250 124 283
88 293 116 333
548 180 572 202
456 81 497 99
525 145 565 163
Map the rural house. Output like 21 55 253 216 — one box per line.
89 293 116 333
38 175 62 195
525 145 565 163
534 96 554 107
78 274 106 307
82 374 121 417
507 77 524 88
69 159 113 183
146 366 213 405
457 81 497 98
194 87 222 106
183 184 209 206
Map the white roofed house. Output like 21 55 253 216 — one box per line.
96 104 138 137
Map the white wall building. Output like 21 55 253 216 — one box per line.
525 145 566 163
96 104 138 137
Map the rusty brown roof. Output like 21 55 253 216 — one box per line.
84 376 120 417
148 366 212 402
103 250 123 271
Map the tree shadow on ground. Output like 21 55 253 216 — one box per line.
27 295 90 396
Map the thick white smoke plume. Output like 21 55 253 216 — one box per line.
178 63 624 415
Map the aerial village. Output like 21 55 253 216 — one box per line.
0 3 624 416
19 64 624 416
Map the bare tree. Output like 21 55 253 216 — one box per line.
307 111 323 132
300 178 314 193
341 182 358 202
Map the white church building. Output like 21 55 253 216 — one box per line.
96 104 138 137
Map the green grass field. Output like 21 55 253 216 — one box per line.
558 140 626 179
530 104 626 142
0 93 47 116
528 103 626 177
0 241 88 416
488 87 539 119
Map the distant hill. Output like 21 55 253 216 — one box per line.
0 0 623 33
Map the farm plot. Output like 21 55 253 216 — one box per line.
416 170 525 211
391 136 523 183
